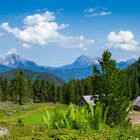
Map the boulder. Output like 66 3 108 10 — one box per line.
0 127 10 138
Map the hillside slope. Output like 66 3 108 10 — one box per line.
0 69 64 85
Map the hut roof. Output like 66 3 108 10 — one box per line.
133 96 140 107
82 95 95 106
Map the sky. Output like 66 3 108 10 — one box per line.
0 0 139 66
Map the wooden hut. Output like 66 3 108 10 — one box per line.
78 95 95 106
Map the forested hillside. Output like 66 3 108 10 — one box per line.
0 69 64 85
126 58 140 99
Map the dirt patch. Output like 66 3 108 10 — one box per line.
128 111 140 125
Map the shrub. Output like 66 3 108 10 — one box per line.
43 102 108 131
17 118 24 127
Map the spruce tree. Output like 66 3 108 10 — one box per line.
0 83 2 101
33 79 42 102
14 70 31 105
84 79 93 95
1 77 8 101
50 83 58 103
93 50 129 125
67 79 75 104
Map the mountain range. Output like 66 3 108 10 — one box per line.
0 54 136 82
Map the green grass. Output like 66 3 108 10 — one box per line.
0 123 140 140
0 102 140 140
0 102 67 125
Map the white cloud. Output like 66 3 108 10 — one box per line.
23 11 55 25
99 11 111 16
0 11 94 50
6 48 17 55
22 43 32 49
107 30 139 51
84 7 111 17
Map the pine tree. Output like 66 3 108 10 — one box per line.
50 83 58 103
14 70 31 105
57 86 63 103
74 80 84 103
33 79 42 102
84 79 93 95
93 50 129 125
92 65 103 98
126 58 140 99
40 80 47 102
0 83 2 101
63 84 69 104
67 79 75 104
1 77 8 101
9 79 17 103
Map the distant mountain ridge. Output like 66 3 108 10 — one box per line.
0 54 47 72
60 55 100 70
117 59 136 69
0 53 136 81
45 55 136 81
0 69 64 85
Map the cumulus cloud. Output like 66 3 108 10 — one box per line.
84 7 111 17
23 11 55 25
0 11 94 50
6 48 17 55
107 30 139 51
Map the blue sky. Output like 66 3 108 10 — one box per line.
0 0 139 66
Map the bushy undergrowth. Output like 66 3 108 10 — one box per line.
0 102 140 139
44 102 108 131
0 123 140 140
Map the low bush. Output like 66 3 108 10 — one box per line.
43 102 108 131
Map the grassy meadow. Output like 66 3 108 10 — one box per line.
0 102 140 140
0 102 67 125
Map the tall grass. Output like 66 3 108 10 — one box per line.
43 101 108 131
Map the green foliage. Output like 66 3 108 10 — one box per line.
44 102 108 131
0 77 8 101
126 58 140 99
92 50 130 125
1 123 139 140
17 118 24 127
10 70 32 105
0 69 64 104
0 103 139 140
0 83 2 101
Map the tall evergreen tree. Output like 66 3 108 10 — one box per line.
84 79 93 95
0 83 2 101
14 70 31 105
93 50 129 125
1 77 8 101
50 83 58 103
67 79 75 104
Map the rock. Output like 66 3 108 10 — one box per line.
0 105 7 110
5 112 12 117
20 107 26 111
0 127 10 138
